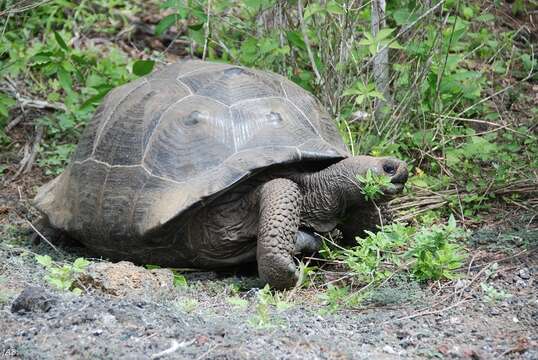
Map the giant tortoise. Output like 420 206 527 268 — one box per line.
34 60 408 289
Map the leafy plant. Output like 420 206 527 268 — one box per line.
227 296 249 310
480 283 512 303
406 216 467 281
297 261 318 288
249 284 292 327
342 81 385 105
323 216 467 289
35 255 90 295
357 28 403 56
36 143 76 175
356 169 394 201
172 273 188 287
318 285 365 315
342 223 410 283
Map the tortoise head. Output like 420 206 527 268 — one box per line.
336 155 408 198
298 156 408 234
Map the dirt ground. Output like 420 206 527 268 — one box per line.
0 181 537 360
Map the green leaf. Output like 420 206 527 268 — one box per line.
392 9 412 25
57 66 73 94
448 214 457 229
304 3 324 20
161 0 182 9
376 28 395 41
475 13 494 22
341 88 361 96
155 14 178 36
35 255 53 268
388 41 404 50
0 93 16 118
239 38 258 64
244 0 262 12
80 87 112 110
144 264 161 270
54 32 69 51
326 1 344 14
355 94 365 104
173 274 187 287
227 296 249 309
286 31 305 50
132 60 155 76
71 288 83 295
58 113 76 130
462 6 474 19
259 37 279 54
187 22 204 31
73 258 90 271
409 177 429 188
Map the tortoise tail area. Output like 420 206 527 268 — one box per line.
33 169 74 232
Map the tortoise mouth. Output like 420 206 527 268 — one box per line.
384 182 405 195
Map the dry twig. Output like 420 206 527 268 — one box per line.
1 79 66 112
10 125 43 181
150 339 196 360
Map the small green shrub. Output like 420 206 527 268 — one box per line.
35 255 90 294
324 216 467 285
317 284 365 315
249 284 292 328
406 216 467 281
341 223 411 283
481 283 512 303
227 296 249 310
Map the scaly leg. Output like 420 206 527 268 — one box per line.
257 178 302 289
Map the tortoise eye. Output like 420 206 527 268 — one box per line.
383 163 397 176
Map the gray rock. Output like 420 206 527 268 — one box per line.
77 261 174 297
518 268 530 280
11 286 57 314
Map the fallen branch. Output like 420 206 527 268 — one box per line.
1 80 66 112
5 113 24 132
387 179 537 222
16 97 67 111
10 125 43 181
0 0 52 16
24 218 61 255
384 299 470 324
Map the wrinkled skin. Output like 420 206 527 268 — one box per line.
181 155 408 289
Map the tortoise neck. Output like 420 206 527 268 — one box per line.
295 162 355 232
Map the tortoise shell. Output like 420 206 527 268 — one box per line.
35 60 349 239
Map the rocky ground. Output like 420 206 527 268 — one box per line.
0 194 537 359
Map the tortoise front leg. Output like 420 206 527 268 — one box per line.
257 178 302 289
